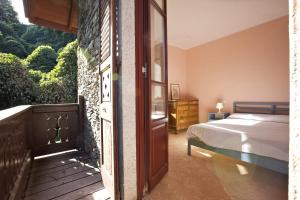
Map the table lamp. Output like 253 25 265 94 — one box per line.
216 102 224 113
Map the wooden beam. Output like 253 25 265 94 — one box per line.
22 0 77 33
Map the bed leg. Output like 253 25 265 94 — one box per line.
188 140 191 156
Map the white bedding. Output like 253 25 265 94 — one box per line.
187 113 289 161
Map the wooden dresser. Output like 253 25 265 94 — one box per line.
168 99 199 131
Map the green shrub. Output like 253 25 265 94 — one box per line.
0 21 15 36
0 53 38 109
2 39 28 58
11 23 27 37
0 0 19 24
28 69 43 83
0 31 3 44
26 45 57 72
38 78 65 104
50 40 78 102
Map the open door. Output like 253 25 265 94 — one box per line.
99 0 119 199
146 0 168 191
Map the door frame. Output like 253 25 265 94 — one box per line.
135 0 146 199
135 0 168 199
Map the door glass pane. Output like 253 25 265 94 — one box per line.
154 0 164 10
150 5 165 83
151 84 166 120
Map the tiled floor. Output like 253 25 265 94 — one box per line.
145 131 288 200
24 150 109 200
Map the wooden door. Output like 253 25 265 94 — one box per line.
146 0 168 191
99 0 119 199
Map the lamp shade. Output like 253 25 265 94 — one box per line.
216 102 224 110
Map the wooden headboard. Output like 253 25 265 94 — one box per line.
233 102 289 115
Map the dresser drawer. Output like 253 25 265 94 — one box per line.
178 110 189 118
188 116 198 124
177 105 189 111
189 100 198 105
168 99 199 131
189 105 198 111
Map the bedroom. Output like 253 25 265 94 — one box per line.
145 0 289 199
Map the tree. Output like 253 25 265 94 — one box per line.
0 0 18 24
0 31 3 45
56 40 78 103
26 45 57 72
43 40 78 103
0 53 38 109
2 39 28 58
21 25 76 52
11 23 28 37
38 78 65 104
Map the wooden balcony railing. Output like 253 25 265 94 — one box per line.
0 97 84 200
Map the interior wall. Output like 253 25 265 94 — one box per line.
184 16 289 122
168 45 188 99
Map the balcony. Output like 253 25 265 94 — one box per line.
0 97 106 200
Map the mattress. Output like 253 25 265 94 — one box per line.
187 113 289 162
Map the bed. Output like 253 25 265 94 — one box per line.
187 102 289 174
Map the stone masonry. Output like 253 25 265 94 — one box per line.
77 0 101 165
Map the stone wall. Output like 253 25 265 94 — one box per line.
77 0 101 165
77 0 138 199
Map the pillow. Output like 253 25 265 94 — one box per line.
228 113 289 124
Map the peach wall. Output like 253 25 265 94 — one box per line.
168 45 188 99
185 16 289 122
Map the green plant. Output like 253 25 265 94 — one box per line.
26 45 57 72
0 0 18 24
28 69 43 83
38 78 65 104
2 39 28 58
0 53 39 109
50 40 78 102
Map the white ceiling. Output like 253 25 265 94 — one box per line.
167 0 288 49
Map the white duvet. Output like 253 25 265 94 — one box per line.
187 113 289 162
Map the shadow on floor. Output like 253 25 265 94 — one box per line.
24 150 111 200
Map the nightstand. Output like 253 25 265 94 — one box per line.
208 112 230 122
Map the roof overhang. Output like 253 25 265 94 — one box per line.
23 0 78 33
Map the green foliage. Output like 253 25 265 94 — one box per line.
0 22 30 58
26 45 57 72
38 78 65 104
0 21 14 36
0 53 38 109
11 23 27 37
55 40 78 102
2 38 28 58
0 31 3 44
0 0 76 60
28 69 43 83
42 40 78 103
0 0 18 24
21 25 76 52
0 1 78 108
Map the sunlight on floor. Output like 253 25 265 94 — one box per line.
92 188 110 200
34 149 78 160
236 164 249 175
194 150 213 158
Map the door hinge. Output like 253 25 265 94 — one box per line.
142 63 147 78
